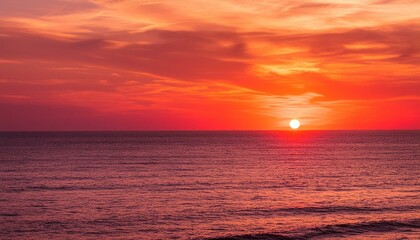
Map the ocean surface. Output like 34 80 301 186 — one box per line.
0 131 419 239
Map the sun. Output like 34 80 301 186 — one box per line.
289 119 300 129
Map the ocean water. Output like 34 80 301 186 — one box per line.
0 131 419 239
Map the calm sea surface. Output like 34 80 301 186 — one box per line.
0 131 419 239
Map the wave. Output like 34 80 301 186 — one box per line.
236 205 420 216
288 205 419 213
0 213 20 217
206 219 420 240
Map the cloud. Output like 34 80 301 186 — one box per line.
0 0 97 17
0 26 250 81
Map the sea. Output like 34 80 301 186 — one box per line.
0 131 419 239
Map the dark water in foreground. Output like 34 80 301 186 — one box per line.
0 131 419 239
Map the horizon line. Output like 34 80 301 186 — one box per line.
1 129 420 133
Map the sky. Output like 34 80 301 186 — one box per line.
0 0 419 130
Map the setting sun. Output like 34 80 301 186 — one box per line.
289 119 301 129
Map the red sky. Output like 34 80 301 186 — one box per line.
0 0 419 130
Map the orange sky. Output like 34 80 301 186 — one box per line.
0 0 419 130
